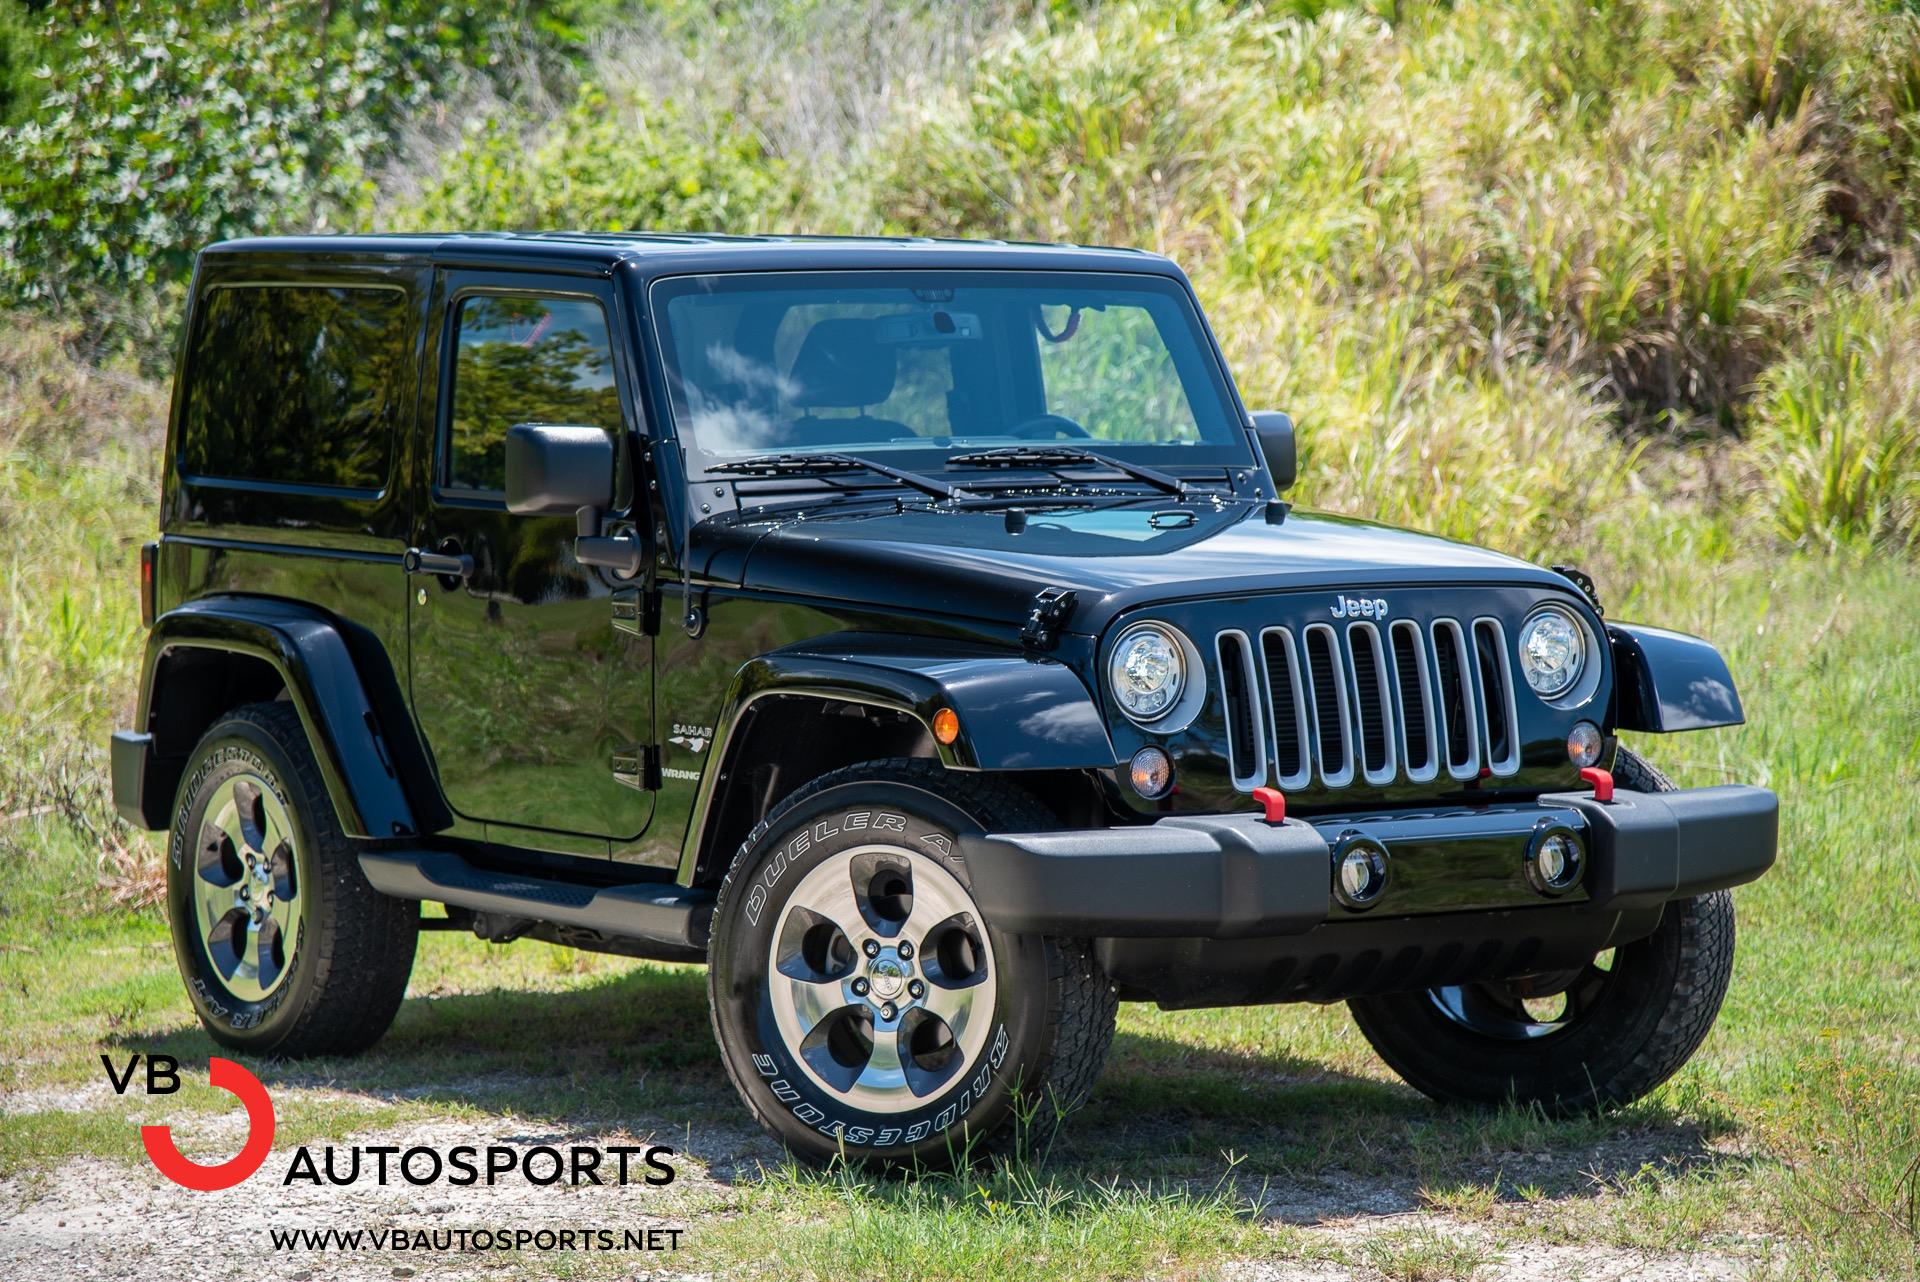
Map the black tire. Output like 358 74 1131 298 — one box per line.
165 701 418 1057
1347 747 1735 1114
707 759 1118 1167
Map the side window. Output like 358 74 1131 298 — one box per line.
180 284 407 492
446 294 621 495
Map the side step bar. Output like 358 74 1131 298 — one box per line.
360 850 714 951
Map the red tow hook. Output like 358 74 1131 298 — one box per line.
1252 787 1287 824
1579 766 1615 803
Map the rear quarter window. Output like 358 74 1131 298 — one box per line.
179 284 408 494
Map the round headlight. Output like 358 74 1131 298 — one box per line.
1517 606 1585 698
1109 623 1186 723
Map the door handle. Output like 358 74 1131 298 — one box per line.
403 547 474 578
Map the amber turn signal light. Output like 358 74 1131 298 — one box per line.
932 707 960 745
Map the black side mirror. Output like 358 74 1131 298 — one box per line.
1250 411 1296 492
504 423 643 577
505 423 614 514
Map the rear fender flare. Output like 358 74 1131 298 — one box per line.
138 597 422 839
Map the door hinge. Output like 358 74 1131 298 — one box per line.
613 585 663 637
612 744 661 791
1021 586 1077 652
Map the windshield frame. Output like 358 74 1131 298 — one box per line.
644 268 1256 484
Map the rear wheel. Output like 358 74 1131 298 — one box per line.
707 759 1117 1167
166 702 418 1057
1347 748 1736 1113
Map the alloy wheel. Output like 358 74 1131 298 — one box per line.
766 844 996 1113
1427 948 1618 1040
192 773 302 1001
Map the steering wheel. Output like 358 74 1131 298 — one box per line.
1006 413 1092 440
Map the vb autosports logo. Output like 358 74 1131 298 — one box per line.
106 1052 676 1191
105 1053 273 1191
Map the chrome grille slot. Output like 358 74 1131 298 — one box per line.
1473 619 1521 777
1347 623 1395 784
1259 628 1312 788
1389 620 1438 782
1431 620 1481 779
1301 624 1354 787
1216 630 1266 792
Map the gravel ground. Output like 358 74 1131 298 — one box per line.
0 1078 1768 1281
0 1118 1767 1282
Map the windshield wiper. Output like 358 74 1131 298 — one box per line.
708 452 980 502
947 446 1189 497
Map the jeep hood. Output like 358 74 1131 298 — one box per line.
702 500 1565 637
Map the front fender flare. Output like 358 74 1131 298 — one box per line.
1608 622 1746 733
724 635 1117 771
677 634 1119 881
137 597 420 839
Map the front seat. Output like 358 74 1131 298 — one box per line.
786 318 914 444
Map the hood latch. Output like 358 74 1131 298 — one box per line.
1021 587 1077 652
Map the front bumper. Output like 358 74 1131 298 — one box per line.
957 785 1775 1004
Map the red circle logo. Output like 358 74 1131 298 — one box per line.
141 1057 276 1191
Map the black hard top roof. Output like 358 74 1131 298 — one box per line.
200 231 1187 282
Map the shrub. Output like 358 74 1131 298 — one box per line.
0 316 166 458
1479 104 1826 425
395 84 794 234
0 0 518 358
875 0 1293 254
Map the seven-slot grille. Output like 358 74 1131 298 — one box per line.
1216 617 1521 792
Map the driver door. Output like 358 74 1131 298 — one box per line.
406 270 653 852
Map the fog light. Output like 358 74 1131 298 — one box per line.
1566 720 1602 768
1332 833 1389 910
1128 747 1174 799
1526 822 1585 895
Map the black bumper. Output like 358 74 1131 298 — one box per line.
959 785 1775 1007
958 785 1777 939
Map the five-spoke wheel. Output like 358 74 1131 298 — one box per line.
1426 949 1617 1041
708 760 1117 1166
768 845 996 1112
166 701 417 1056
191 774 303 1001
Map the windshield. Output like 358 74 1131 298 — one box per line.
650 270 1251 477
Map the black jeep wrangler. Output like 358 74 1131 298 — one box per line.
113 233 1776 1165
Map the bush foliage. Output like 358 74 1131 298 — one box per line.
3 0 1917 555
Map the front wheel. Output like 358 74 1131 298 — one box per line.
706 760 1117 1167
1347 749 1735 1113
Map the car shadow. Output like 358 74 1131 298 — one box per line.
109 962 1758 1217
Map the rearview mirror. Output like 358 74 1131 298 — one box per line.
1250 410 1296 492
504 423 614 515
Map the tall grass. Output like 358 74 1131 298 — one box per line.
383 0 1920 558
1744 272 1920 551
0 321 164 902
